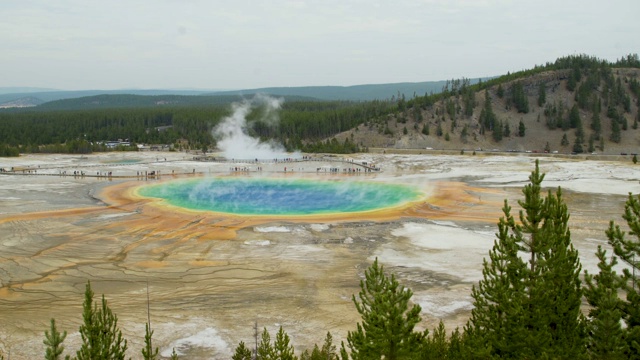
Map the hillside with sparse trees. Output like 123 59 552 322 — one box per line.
337 54 640 155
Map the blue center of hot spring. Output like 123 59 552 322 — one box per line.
137 178 422 215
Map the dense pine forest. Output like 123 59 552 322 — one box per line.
19 162 640 359
1 54 639 157
0 100 391 155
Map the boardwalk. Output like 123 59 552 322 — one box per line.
0 155 380 179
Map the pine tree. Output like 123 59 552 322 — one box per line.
588 134 596 153
257 328 275 360
77 281 99 360
441 328 462 359
421 321 450 359
534 184 585 357
463 198 528 358
301 332 338 360
538 82 547 107
141 323 158 360
510 81 530 113
496 84 505 98
76 281 128 360
480 90 497 132
142 282 158 360
463 87 476 117
584 246 629 358
460 124 469 142
436 121 443 137
232 341 253 360
518 119 526 137
605 193 640 358
464 160 585 358
610 119 621 143
567 70 578 91
573 125 585 154
569 104 581 128
44 318 70 360
343 258 424 359
273 327 296 360
421 124 429 136
319 332 338 360
492 120 503 142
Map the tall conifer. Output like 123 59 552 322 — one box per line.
141 323 158 360
605 193 640 358
44 318 70 360
76 281 128 360
273 327 296 360
257 328 275 360
584 246 629 358
464 160 585 358
232 341 253 360
343 258 424 359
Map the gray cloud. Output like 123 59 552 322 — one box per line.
2 0 639 89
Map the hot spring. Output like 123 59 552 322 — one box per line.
136 177 423 216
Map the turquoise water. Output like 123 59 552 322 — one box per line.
138 178 422 215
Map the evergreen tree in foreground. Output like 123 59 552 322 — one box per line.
464 160 585 358
257 328 276 360
604 193 640 358
251 326 297 360
300 332 338 360
76 281 129 360
343 258 424 359
584 246 629 358
420 321 463 359
44 318 70 360
274 326 296 360
142 323 159 360
232 341 253 360
237 328 340 360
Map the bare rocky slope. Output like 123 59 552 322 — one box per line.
334 68 640 156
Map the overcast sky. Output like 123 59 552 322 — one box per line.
2 0 639 90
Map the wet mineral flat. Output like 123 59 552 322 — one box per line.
0 152 638 359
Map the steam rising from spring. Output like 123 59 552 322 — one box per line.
213 94 297 160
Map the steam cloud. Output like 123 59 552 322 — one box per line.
213 94 299 160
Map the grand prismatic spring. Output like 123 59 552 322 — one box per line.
137 178 424 216
1 151 639 359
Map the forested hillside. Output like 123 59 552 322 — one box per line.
0 100 392 155
0 54 639 157
341 54 640 154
